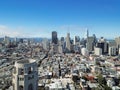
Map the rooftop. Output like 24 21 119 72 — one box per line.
17 59 36 64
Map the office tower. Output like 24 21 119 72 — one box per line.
66 33 71 53
109 46 117 56
86 36 94 53
115 37 120 55
4 36 10 45
74 36 80 45
96 37 108 55
52 31 58 44
42 38 50 51
50 44 58 54
119 48 120 55
19 38 24 43
12 59 38 90
14 37 17 43
60 37 64 42
93 34 97 45
80 38 86 46
74 45 80 53
60 37 65 47
115 37 120 48
94 47 102 56
58 45 63 53
108 40 117 47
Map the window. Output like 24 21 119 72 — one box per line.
28 84 33 90
19 85 23 90
28 67 33 74
13 84 15 90
20 69 24 75
13 67 16 74
28 75 34 80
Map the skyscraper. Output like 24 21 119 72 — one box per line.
66 33 71 53
85 28 89 39
74 36 80 45
86 36 94 52
4 36 10 45
96 37 108 54
52 31 58 44
42 38 50 51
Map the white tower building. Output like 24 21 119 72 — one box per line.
12 59 38 90
4 36 10 45
85 28 89 39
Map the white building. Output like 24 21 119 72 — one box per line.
4 36 10 45
119 48 120 55
109 46 117 56
58 45 63 54
94 47 102 56
12 59 38 90
42 38 50 51
81 48 89 56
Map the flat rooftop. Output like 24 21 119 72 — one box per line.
17 59 36 64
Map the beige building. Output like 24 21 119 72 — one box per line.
109 46 117 56
94 47 102 56
12 59 38 90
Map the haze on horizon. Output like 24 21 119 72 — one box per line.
0 0 120 39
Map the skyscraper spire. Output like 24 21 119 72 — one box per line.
86 28 89 38
85 28 89 39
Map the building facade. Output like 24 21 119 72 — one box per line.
12 59 38 90
52 31 58 44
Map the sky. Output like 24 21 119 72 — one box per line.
0 0 120 39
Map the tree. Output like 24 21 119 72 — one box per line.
97 74 106 85
104 85 112 90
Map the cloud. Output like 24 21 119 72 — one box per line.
0 25 20 37
0 25 32 37
0 24 88 38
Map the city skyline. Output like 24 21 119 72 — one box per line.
0 0 120 39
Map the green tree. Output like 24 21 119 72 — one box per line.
97 74 106 85
104 85 112 90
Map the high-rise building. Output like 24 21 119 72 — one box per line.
109 46 117 56
12 59 38 90
60 37 64 42
74 36 80 45
66 33 71 53
86 36 94 52
115 37 120 49
49 44 58 54
4 36 10 45
96 37 108 54
42 38 50 51
52 31 58 44
58 45 63 53
19 38 24 43
94 47 102 56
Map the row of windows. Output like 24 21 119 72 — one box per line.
18 77 24 81
28 75 34 80
18 75 34 81
13 66 35 75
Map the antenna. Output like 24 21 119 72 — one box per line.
67 26 70 33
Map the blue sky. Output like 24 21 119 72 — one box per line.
0 0 120 39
